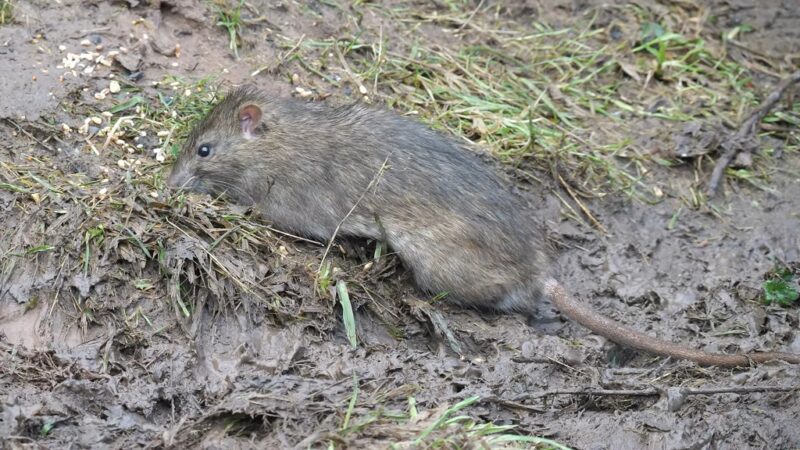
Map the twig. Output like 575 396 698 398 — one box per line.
334 42 368 96
708 70 800 195
251 34 304 77
103 115 135 150
513 384 799 402
257 224 323 246
515 388 659 401
511 355 584 373
455 0 485 32
482 396 545 413
3 119 57 154
557 174 607 234
684 385 797 396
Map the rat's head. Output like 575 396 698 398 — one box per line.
167 86 266 199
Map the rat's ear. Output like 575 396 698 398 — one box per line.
239 104 262 139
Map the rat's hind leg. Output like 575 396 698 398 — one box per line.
497 284 564 333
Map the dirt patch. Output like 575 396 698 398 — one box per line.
1 0 799 449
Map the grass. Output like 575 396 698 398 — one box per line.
0 75 274 327
0 0 11 25
336 280 358 348
403 396 571 449
331 393 572 450
212 0 245 59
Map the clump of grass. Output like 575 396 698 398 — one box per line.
57 75 284 322
213 0 245 59
396 396 572 449
0 1 12 25
331 392 572 449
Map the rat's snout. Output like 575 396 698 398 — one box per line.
166 164 192 191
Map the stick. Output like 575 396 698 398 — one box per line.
512 384 799 402
334 42 368 96
3 119 57 154
557 174 607 234
708 70 800 195
456 0 485 32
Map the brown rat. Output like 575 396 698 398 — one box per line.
168 85 800 367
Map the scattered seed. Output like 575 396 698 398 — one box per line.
295 86 313 98
653 186 663 198
80 39 91 47
153 148 166 162
109 80 121 93
63 53 80 69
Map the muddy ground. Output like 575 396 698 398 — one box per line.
1 0 799 449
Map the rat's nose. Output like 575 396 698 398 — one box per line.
166 167 187 190
166 170 179 189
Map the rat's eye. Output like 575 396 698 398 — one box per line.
197 144 212 158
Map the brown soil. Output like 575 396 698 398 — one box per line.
1 1 799 449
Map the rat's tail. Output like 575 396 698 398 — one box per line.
542 278 800 367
